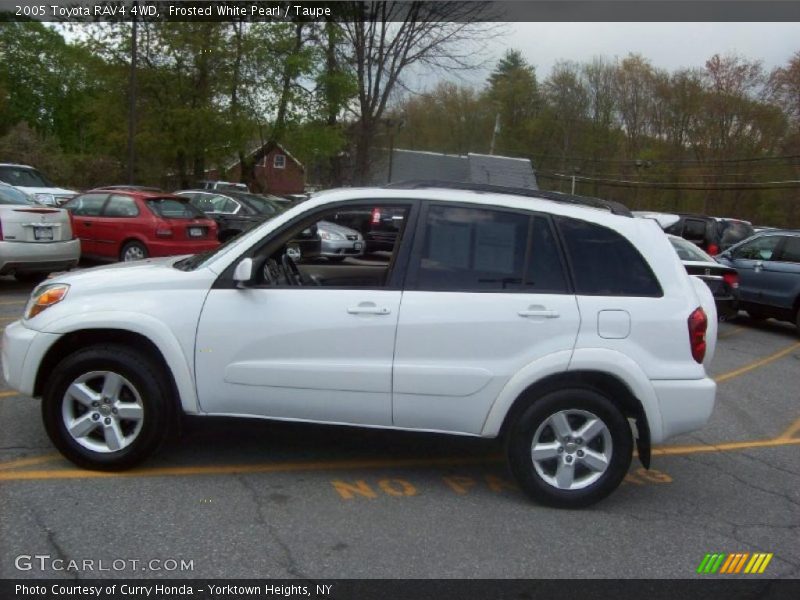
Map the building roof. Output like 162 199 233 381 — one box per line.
223 141 303 171
372 149 537 190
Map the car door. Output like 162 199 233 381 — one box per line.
63 193 109 256
760 235 800 310
721 235 784 306
392 203 581 435
194 200 417 426
91 194 141 259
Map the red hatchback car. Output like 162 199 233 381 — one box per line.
63 190 219 262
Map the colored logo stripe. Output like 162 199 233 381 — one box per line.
698 553 773 574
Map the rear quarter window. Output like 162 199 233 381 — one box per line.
556 217 663 297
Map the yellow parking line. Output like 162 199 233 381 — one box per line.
0 390 19 398
2 435 800 482
778 417 800 440
714 342 800 384
0 454 61 471
0 299 26 306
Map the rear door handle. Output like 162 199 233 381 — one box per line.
347 302 391 315
518 308 560 319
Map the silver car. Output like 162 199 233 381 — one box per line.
316 220 364 262
0 182 80 281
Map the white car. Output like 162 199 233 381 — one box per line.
0 163 78 207
1 184 717 507
0 182 80 281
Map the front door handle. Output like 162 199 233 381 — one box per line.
518 307 560 319
347 302 391 315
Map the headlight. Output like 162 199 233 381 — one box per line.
25 284 69 320
34 193 55 206
319 230 343 241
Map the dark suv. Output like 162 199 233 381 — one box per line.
665 214 754 256
717 230 800 332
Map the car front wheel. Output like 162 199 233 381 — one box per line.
507 388 633 508
42 344 173 470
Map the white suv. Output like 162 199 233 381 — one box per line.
2 184 717 507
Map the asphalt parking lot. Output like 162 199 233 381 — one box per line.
0 275 799 580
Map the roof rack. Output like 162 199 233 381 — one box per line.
385 180 632 217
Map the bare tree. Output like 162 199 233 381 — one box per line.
340 1 499 183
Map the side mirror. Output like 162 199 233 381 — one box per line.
233 257 253 286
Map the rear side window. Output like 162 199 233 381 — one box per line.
777 237 800 263
683 219 707 241
64 193 107 216
413 205 568 293
147 197 204 219
103 195 140 217
719 220 754 248
556 217 662 297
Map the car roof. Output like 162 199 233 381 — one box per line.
85 188 184 200
0 163 35 169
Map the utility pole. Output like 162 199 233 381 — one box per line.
489 113 500 155
126 2 138 184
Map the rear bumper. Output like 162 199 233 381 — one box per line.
0 239 80 274
147 239 219 258
652 377 716 441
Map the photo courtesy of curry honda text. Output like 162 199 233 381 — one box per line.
1 183 718 508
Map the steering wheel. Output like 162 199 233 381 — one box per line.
281 252 304 286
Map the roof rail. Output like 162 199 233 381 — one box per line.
385 180 632 217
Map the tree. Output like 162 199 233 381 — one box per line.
340 1 499 183
485 49 539 155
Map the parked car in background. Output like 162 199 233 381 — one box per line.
0 182 80 281
0 163 77 207
3 183 718 508
97 185 164 193
62 189 218 262
716 230 800 332
664 214 754 256
196 180 248 193
668 234 739 320
175 189 285 242
315 221 364 262
327 206 406 252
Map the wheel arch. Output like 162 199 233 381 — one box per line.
34 322 198 416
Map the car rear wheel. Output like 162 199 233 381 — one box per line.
120 241 148 262
507 388 633 508
42 344 173 470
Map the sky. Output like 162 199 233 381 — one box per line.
408 22 800 89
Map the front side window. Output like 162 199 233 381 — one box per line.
64 193 107 216
103 195 140 218
732 236 781 261
413 205 568 293
556 217 662 297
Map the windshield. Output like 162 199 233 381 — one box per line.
0 166 55 188
0 184 35 205
669 236 714 262
147 197 205 219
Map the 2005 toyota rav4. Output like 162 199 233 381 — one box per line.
2 183 717 507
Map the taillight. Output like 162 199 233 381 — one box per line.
371 208 381 226
155 226 173 237
722 272 739 289
707 243 720 256
688 307 707 363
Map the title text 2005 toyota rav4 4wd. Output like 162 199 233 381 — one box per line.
2 183 717 507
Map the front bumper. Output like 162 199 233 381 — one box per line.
2 320 60 396
652 377 716 441
0 239 80 275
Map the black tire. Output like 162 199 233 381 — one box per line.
42 344 173 471
14 272 48 284
120 241 148 262
507 388 633 508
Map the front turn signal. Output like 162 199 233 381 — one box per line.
25 284 69 320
